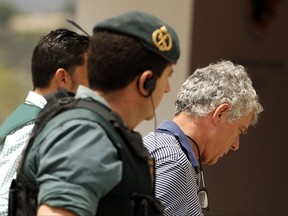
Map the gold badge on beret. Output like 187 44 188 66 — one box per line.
152 26 172 52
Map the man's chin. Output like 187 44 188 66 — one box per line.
145 114 154 121
205 158 219 165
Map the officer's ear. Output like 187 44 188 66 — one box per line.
137 70 155 97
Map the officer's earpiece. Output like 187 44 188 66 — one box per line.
143 76 156 97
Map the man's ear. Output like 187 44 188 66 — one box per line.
55 68 70 87
138 70 155 97
212 103 230 123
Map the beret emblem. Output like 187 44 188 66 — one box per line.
152 26 172 52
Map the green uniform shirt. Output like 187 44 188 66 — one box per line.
23 86 123 216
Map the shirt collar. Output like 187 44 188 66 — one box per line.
156 120 199 168
25 91 47 109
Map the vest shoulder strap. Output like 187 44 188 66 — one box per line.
0 104 41 144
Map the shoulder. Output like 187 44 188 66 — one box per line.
143 131 179 149
4 123 35 145
36 108 106 136
0 103 40 140
25 108 117 172
0 122 35 164
34 109 113 151
143 132 187 162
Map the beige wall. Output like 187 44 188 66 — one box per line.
75 0 194 136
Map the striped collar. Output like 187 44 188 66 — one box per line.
156 120 199 168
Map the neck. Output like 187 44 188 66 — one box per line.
99 90 143 130
173 112 202 159
186 135 201 160
34 87 55 96
186 135 204 172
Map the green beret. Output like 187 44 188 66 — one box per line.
93 10 180 64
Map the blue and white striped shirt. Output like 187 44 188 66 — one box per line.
143 120 203 216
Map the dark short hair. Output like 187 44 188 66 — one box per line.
88 30 168 92
31 28 90 89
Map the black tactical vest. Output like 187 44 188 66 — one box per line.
8 90 164 216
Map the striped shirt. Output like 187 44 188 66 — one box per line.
143 120 203 216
